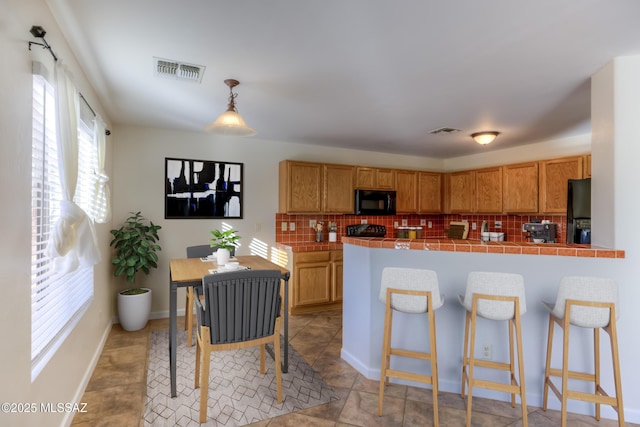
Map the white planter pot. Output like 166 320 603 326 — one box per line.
216 248 231 266
118 288 152 331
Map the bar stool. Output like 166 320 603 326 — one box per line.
542 276 624 427
459 272 528 427
378 267 444 426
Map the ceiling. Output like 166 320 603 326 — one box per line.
48 0 640 158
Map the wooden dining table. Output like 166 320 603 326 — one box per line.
168 255 290 398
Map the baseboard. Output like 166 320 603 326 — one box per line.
112 308 185 324
61 321 112 427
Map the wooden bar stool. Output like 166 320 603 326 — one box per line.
378 267 444 426
459 271 528 427
542 276 624 427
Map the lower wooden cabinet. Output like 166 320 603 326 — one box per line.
290 250 343 315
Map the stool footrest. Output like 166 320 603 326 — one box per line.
548 368 595 382
466 358 512 372
473 378 522 395
390 347 432 361
385 368 433 385
547 378 620 407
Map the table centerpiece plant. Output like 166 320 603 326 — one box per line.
210 228 241 265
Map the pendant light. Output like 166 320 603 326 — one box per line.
205 79 256 136
471 131 499 145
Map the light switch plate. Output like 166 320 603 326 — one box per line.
309 220 317 228
402 219 408 226
472 222 477 230
428 221 433 228
281 222 287 231
394 221 399 228
420 219 427 225
289 222 296 231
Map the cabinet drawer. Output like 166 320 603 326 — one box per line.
295 251 331 263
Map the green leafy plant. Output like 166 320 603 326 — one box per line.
210 228 241 251
110 212 162 284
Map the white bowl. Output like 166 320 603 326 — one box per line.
223 262 240 270
533 238 545 243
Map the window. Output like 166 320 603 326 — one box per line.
31 73 96 380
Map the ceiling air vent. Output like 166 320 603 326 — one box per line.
429 127 460 135
153 57 205 83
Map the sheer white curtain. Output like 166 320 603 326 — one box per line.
46 61 100 273
92 116 111 223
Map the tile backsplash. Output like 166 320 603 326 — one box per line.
275 213 566 244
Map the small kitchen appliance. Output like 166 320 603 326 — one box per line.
346 224 387 237
523 222 557 243
566 178 591 244
354 190 396 215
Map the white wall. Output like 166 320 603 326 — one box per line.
0 1 114 426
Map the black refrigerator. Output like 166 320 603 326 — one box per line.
566 178 591 244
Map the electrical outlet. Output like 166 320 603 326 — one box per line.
361 219 368 224
289 222 296 231
309 220 317 228
428 221 432 229
281 222 287 231
472 222 477 230
482 344 492 360
420 219 427 226
495 221 502 229
402 219 408 226
394 221 399 228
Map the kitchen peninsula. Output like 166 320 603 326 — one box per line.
341 237 628 420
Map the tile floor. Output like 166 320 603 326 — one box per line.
72 310 634 426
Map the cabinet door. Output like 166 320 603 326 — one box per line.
331 251 343 302
448 170 475 213
355 167 375 189
475 167 503 213
584 154 591 178
293 261 331 307
279 161 322 213
539 156 583 213
324 164 355 213
376 169 395 190
417 172 442 213
503 162 539 213
395 170 418 213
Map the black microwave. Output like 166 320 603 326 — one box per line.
354 190 396 215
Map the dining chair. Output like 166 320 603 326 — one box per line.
184 245 235 347
194 269 283 423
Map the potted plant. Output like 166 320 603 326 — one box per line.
210 228 241 265
110 211 162 331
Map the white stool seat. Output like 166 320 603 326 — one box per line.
458 271 526 320
379 267 444 313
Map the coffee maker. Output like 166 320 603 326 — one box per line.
523 222 557 243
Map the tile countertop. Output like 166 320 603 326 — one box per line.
276 239 625 259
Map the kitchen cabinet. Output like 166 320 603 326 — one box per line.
417 171 443 213
447 170 475 213
279 160 323 213
539 156 583 213
355 167 395 190
290 250 343 315
323 164 355 213
395 170 418 213
503 162 539 213
584 154 591 178
475 166 503 213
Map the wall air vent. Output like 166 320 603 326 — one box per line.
429 127 461 135
153 57 205 83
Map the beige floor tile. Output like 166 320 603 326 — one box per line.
339 389 404 427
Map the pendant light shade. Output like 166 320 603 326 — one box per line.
471 131 499 145
206 79 256 136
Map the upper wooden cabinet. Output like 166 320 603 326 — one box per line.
503 162 539 213
355 167 395 190
323 164 355 213
417 172 443 213
539 156 583 213
584 154 592 178
279 160 323 213
447 170 475 213
475 166 503 213
395 170 418 213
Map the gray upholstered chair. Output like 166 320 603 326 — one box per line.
184 245 235 347
458 271 528 427
194 269 283 423
542 276 624 427
377 267 443 425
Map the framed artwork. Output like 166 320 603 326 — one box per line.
165 157 243 219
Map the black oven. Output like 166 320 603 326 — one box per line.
354 190 396 215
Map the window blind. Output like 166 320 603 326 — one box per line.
31 73 95 380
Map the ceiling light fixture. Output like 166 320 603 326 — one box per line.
205 79 256 136
471 131 500 145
